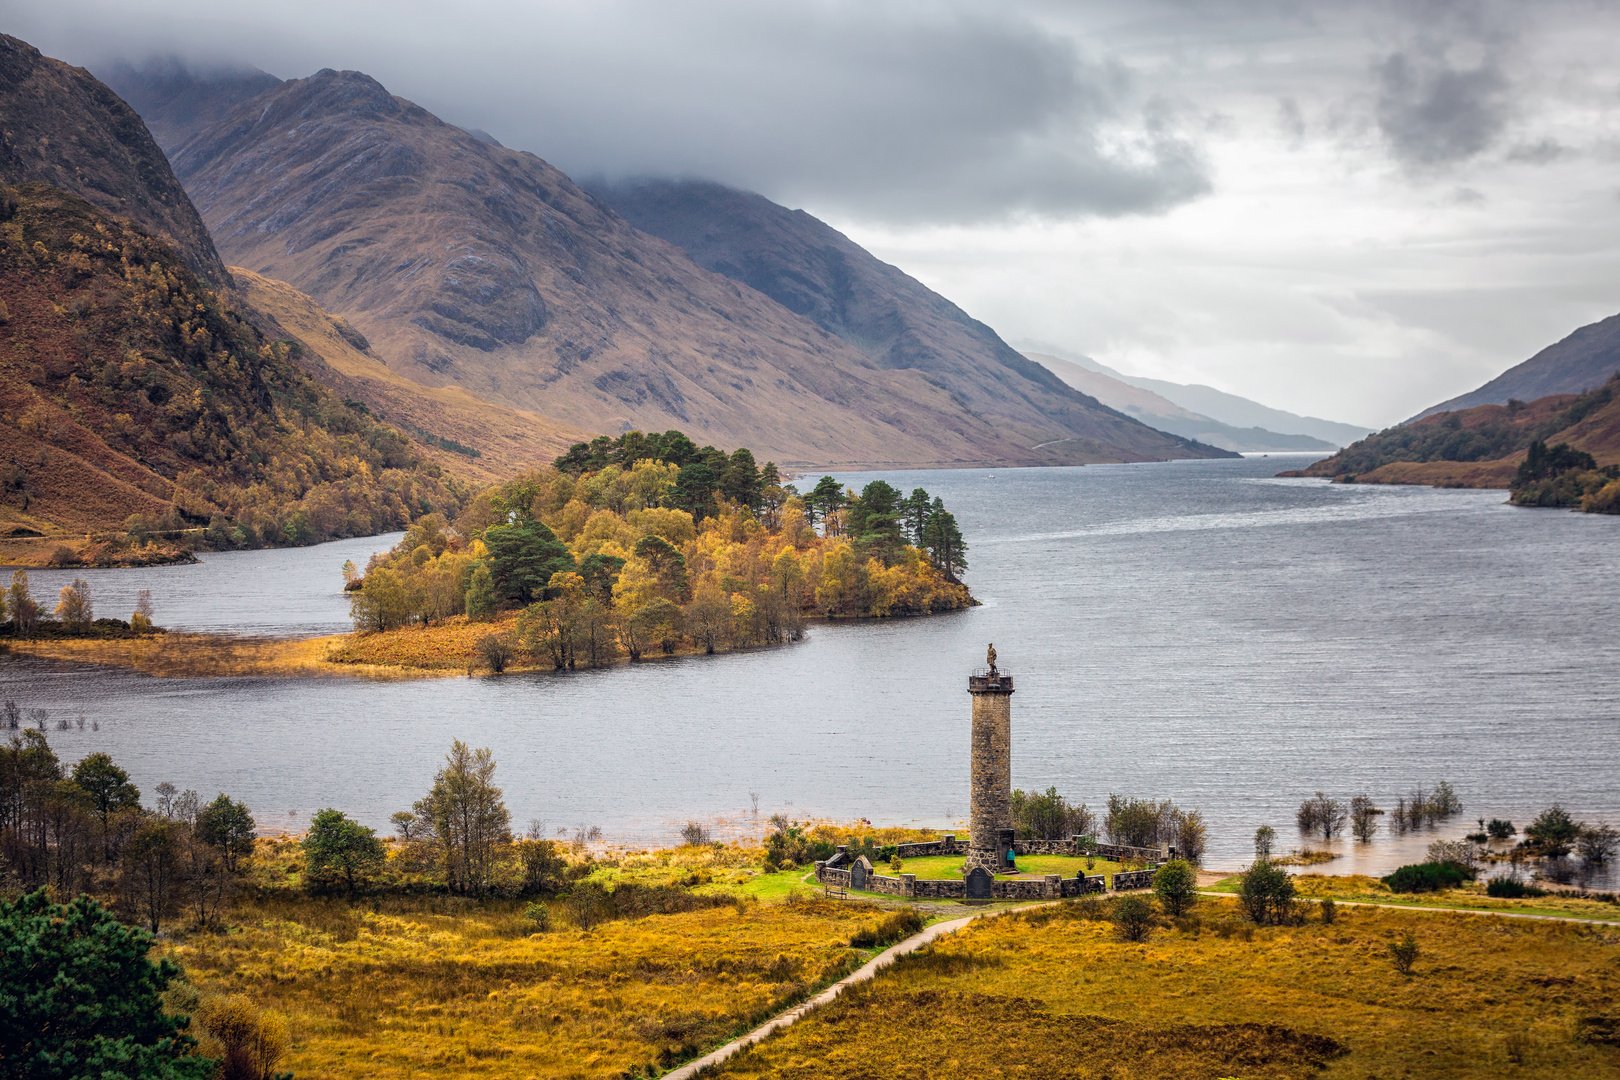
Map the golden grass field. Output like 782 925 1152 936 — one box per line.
165 893 894 1079
8 612 784 679
153 834 1620 1080
4 633 406 679
709 897 1620 1079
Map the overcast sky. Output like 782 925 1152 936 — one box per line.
11 0 1620 425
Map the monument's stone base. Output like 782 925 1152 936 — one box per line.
962 847 1001 876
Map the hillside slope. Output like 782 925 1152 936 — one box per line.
588 178 1226 462
164 72 1225 468
235 267 580 481
0 34 226 286
0 184 461 562
1418 311 1620 419
1286 375 1620 491
1026 352 1337 451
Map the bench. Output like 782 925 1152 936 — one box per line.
824 883 849 899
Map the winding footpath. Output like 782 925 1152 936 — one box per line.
662 884 1619 1078
662 903 1034 1079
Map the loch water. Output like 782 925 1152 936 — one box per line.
5 455 1618 882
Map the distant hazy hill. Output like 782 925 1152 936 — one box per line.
1026 351 1339 452
0 35 225 285
1288 376 1620 489
587 177 1227 463
1043 352 1371 448
99 57 281 155
1417 311 1620 419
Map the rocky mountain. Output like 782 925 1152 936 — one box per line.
1026 351 1338 452
0 184 462 563
236 266 580 480
1418 311 1620 419
98 57 282 156
589 178 1230 464
156 72 1227 468
0 35 226 286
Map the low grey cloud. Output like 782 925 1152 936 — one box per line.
1275 97 1307 149
8 0 1620 424
7 0 1212 226
1375 48 1510 170
1506 137 1568 164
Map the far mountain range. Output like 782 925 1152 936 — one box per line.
1020 351 1371 453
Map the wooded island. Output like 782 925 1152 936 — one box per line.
340 431 974 672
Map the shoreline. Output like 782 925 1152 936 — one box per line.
2 606 965 681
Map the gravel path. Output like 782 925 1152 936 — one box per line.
662 904 1035 1078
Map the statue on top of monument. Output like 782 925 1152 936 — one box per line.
986 642 997 674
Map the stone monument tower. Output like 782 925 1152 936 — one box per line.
965 643 1015 876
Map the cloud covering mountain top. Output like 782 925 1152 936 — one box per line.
13 0 1620 422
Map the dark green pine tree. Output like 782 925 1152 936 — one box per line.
483 519 576 605
720 448 763 510
848 480 906 564
902 487 932 545
0 890 215 1079
921 497 968 582
673 460 720 520
808 476 847 528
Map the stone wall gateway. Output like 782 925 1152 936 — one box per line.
902 835 1164 862
1112 869 1156 891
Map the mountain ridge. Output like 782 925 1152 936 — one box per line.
1286 376 1620 493
0 183 462 560
98 57 282 157
587 178 1231 463
1416 310 1620 420
134 67 1230 467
